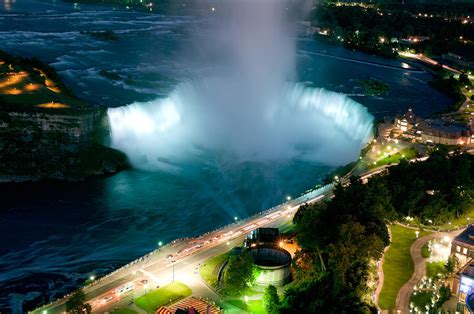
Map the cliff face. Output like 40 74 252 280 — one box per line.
0 50 129 182
0 107 129 182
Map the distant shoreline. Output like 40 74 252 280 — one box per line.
300 49 423 73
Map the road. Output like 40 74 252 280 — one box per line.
398 51 461 74
32 166 388 314
32 186 333 313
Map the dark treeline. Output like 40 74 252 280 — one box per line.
311 3 474 59
277 149 473 313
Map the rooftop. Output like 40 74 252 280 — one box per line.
156 297 221 314
462 263 474 279
454 225 474 248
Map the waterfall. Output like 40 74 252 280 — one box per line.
108 81 373 168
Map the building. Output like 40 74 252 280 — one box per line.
419 120 471 146
448 226 474 313
156 297 221 314
250 246 292 285
392 108 471 145
245 227 280 248
452 225 474 267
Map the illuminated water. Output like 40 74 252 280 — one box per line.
108 83 373 168
0 0 453 312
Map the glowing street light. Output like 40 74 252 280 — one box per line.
234 216 238 221
89 275 95 281
415 231 419 238
286 196 291 201
244 295 249 303
158 241 163 247
43 311 47 314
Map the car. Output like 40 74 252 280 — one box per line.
103 296 113 302
166 254 173 260
141 279 148 284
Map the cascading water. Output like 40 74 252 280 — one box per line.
107 0 374 169
108 81 373 168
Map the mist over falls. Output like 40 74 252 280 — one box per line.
107 0 374 169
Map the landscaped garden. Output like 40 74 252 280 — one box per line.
135 282 191 313
378 224 429 310
199 252 229 288
223 299 266 314
111 309 138 314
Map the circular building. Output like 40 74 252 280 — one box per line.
250 247 291 285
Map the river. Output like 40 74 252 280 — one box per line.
0 0 452 312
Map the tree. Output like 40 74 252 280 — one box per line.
263 285 280 314
434 285 451 310
221 250 255 297
65 289 91 314
459 73 471 86
445 255 459 275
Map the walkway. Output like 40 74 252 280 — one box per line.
374 227 391 313
395 230 461 313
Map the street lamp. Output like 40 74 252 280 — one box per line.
42 311 47 314
158 241 163 247
286 196 291 201
234 216 238 221
89 275 95 281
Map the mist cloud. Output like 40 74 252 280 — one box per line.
108 0 373 169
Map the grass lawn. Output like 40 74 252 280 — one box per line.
111 309 138 314
410 291 433 308
426 261 446 279
368 147 417 169
421 243 430 258
224 299 266 314
199 253 229 288
378 225 429 310
135 281 191 313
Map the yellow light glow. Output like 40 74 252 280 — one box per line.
5 88 21 95
34 68 61 93
0 71 28 89
36 102 70 109
25 83 40 92
45 79 61 93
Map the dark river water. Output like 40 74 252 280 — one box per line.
0 0 452 312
